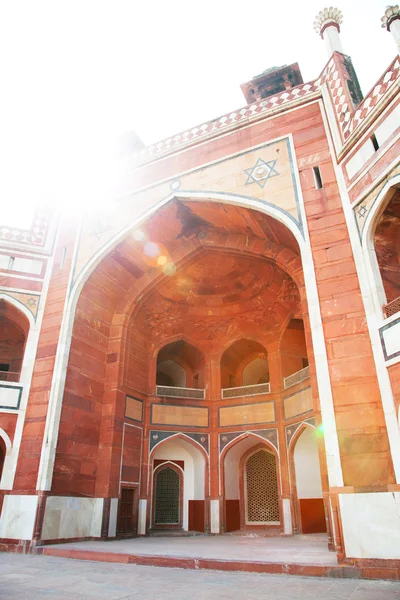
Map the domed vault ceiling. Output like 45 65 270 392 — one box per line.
103 200 302 347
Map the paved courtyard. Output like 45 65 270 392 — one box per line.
1 554 400 600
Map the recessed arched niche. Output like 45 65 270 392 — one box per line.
220 338 269 389
0 299 30 383
156 340 205 389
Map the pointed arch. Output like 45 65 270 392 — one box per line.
361 176 400 316
150 432 209 463
37 193 344 493
220 431 279 463
152 461 184 529
149 433 208 532
0 293 35 328
0 427 12 487
0 295 32 383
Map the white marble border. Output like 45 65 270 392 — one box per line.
319 98 400 482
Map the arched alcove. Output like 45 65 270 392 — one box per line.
280 319 308 376
220 339 269 389
0 436 6 482
373 188 400 317
0 299 30 382
244 448 280 525
222 435 281 532
153 464 183 528
151 436 206 532
156 340 205 389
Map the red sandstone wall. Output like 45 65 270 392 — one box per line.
121 425 142 483
0 413 17 444
280 327 308 378
388 362 400 418
53 253 149 497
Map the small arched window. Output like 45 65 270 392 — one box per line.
156 340 205 389
220 339 269 389
0 300 30 383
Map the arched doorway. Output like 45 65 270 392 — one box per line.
223 436 281 532
151 436 207 532
49 197 337 543
153 464 183 528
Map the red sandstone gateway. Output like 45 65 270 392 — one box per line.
1 4 400 581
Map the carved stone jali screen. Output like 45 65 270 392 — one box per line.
245 450 280 524
154 467 180 525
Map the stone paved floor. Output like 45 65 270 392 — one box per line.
47 532 337 565
1 554 400 600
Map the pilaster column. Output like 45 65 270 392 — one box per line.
208 353 221 533
268 341 292 533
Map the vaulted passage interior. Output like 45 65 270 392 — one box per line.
0 300 29 383
53 199 328 538
374 187 400 318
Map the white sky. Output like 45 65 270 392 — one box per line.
0 0 395 226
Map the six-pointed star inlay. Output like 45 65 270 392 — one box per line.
244 158 279 188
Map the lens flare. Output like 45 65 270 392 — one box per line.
157 255 168 266
316 424 324 437
133 229 145 241
163 262 176 276
144 242 160 257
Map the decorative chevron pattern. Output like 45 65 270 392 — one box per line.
342 56 400 139
133 82 319 164
133 54 400 165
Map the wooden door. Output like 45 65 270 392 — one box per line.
117 488 137 535
188 500 205 532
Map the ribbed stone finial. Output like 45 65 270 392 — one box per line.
381 5 400 30
313 7 344 37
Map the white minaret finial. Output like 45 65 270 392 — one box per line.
381 5 400 54
314 7 344 57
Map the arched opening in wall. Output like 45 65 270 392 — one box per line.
57 199 315 507
245 448 280 525
373 188 400 318
153 464 183 528
156 340 205 397
221 339 269 397
281 319 310 389
223 435 281 532
0 436 6 482
0 300 29 383
291 426 326 534
151 436 206 532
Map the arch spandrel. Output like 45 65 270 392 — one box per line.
72 137 304 291
355 166 400 242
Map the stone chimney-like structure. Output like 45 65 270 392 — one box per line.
314 7 344 57
240 63 304 104
381 5 400 53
